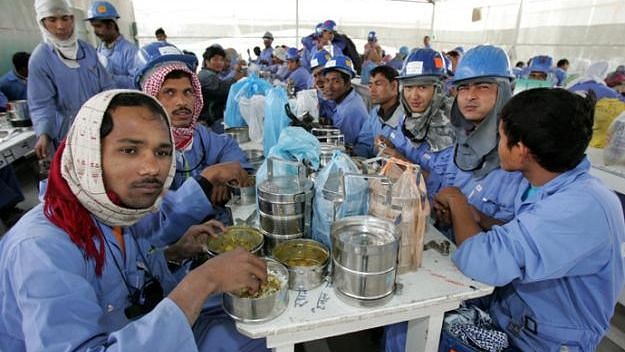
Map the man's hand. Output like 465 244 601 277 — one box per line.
210 184 231 206
434 187 482 245
165 220 226 262
34 134 50 159
200 162 248 186
375 136 409 162
168 248 267 325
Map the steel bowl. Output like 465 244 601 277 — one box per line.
222 257 289 323
272 239 329 290
205 226 264 257
225 126 250 144
244 149 265 171
228 174 256 205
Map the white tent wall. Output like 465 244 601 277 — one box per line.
132 0 624 75
0 0 136 75
432 0 625 74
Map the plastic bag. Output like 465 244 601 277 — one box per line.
604 111 625 166
590 98 625 148
312 151 361 249
263 87 291 156
256 126 321 184
224 74 272 128
239 95 265 142
369 158 430 272
294 89 319 120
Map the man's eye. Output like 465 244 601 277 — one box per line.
156 150 172 157
120 148 136 154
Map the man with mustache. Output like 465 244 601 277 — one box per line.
29 0 114 160
135 42 251 216
0 90 267 351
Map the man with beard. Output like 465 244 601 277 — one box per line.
86 1 138 89
0 90 267 351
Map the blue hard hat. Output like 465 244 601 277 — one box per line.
314 23 323 37
452 45 514 84
310 49 331 70
86 1 119 21
528 55 553 75
320 20 337 32
399 48 446 80
323 55 356 78
134 41 197 88
399 46 410 57
286 47 300 61
368 31 377 41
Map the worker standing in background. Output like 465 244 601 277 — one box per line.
284 48 311 93
0 52 30 101
310 20 343 60
360 31 382 85
525 55 553 82
155 27 167 41
322 55 367 149
28 0 114 160
554 58 569 86
258 32 274 66
86 1 138 89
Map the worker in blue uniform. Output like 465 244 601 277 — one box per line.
300 23 322 73
310 20 343 61
308 49 336 121
388 46 409 71
0 91 7 111
383 45 524 352
258 32 274 67
86 1 138 89
554 58 569 86
322 55 367 148
284 48 311 93
438 88 625 351
373 49 456 196
352 65 401 158
0 89 267 352
524 55 554 84
0 52 29 101
136 42 251 215
28 0 114 160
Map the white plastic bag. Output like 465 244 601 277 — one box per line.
295 89 319 120
239 95 265 143
604 111 625 166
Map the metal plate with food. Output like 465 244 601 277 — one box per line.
205 226 264 257
272 239 329 290
222 258 289 323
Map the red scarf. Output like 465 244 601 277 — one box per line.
43 141 120 276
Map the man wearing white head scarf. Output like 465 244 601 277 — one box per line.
567 61 625 102
28 0 115 161
0 90 268 352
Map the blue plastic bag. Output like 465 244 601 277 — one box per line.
312 151 363 249
256 126 321 185
224 73 272 128
263 87 291 156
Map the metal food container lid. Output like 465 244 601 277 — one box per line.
244 149 264 162
331 216 400 254
272 239 329 268
257 176 313 203
206 226 264 256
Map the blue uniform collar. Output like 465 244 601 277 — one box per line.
375 103 402 129
518 157 591 206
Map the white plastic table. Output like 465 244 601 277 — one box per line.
229 202 493 352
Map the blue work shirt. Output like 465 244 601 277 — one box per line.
353 103 402 158
331 88 367 146
0 91 7 111
0 70 27 101
568 81 625 102
384 116 454 197
97 34 138 89
310 44 343 62
285 66 311 93
0 178 265 351
454 158 625 351
258 47 273 66
171 125 251 190
554 67 567 87
442 161 523 223
318 91 336 121
27 40 114 142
